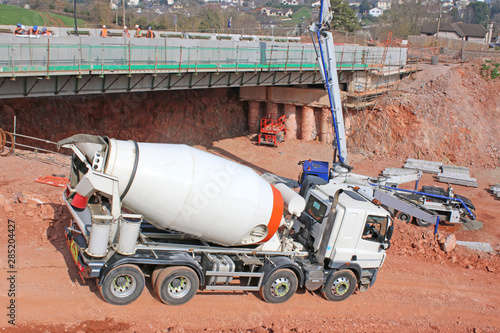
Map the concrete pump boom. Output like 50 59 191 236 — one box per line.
309 0 351 171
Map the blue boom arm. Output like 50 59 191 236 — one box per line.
309 0 352 171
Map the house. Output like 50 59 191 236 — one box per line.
377 0 391 11
260 7 294 17
127 0 140 6
368 7 383 17
282 0 299 5
311 1 321 7
421 22 488 43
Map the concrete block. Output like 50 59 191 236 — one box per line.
456 241 493 252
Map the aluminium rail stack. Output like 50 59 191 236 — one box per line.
490 183 500 198
403 158 442 174
437 165 478 188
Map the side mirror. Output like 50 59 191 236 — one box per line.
386 225 394 241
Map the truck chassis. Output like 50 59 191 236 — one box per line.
63 188 380 306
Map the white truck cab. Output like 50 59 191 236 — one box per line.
295 182 393 295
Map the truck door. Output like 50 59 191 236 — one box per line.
328 209 358 262
354 215 388 267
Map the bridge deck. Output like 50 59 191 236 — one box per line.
0 36 407 98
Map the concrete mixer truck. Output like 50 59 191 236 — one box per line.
59 134 394 306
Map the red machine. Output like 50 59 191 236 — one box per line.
258 115 287 147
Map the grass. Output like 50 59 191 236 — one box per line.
282 7 313 28
0 4 85 27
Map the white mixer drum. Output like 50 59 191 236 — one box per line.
103 139 284 246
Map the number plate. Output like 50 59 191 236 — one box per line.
68 238 80 266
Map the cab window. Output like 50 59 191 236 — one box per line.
362 215 388 243
304 195 327 223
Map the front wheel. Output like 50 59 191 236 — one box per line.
322 270 357 302
260 269 297 304
156 266 199 306
99 264 145 305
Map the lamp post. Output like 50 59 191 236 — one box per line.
435 2 442 46
123 0 126 27
73 0 78 36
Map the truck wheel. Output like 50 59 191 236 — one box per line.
416 218 432 227
151 265 166 291
260 269 297 304
396 211 413 224
322 270 356 302
99 264 145 305
156 266 199 306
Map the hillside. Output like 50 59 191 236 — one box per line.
0 4 85 27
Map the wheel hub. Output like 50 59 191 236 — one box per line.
168 276 191 298
271 277 290 297
111 274 135 298
332 277 350 296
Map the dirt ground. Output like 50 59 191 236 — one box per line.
1 60 500 332
0 138 499 333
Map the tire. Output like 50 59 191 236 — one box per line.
260 269 298 304
396 211 413 224
277 131 285 143
99 264 145 305
156 266 199 306
416 218 432 228
151 265 166 291
322 270 357 302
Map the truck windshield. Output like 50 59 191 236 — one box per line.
304 195 327 223
362 215 388 243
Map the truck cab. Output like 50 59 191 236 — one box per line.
295 181 393 295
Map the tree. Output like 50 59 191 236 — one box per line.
90 0 114 26
198 8 223 32
382 0 431 37
447 7 460 23
492 0 500 18
358 0 371 15
463 2 490 26
330 0 359 32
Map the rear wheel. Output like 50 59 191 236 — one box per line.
277 131 285 143
322 270 357 302
151 265 166 291
156 266 199 306
416 218 432 227
396 211 413 224
260 269 297 304
100 264 145 305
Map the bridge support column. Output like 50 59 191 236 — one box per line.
248 100 260 133
284 104 297 139
266 101 278 119
301 105 314 141
320 107 332 143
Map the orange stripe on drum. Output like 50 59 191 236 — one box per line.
260 184 284 243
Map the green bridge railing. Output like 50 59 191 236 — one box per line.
0 42 383 77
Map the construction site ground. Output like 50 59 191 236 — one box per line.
0 140 499 333
0 59 499 332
